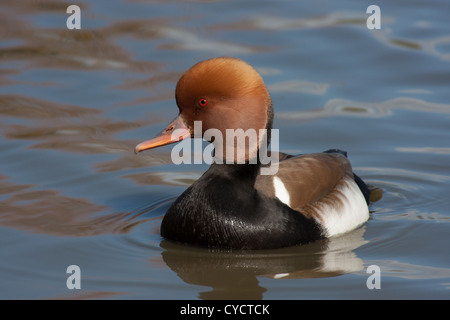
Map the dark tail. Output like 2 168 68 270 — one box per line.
323 149 383 204
353 173 371 205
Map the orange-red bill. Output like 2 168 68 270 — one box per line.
134 115 191 154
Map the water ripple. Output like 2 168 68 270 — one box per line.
277 97 450 120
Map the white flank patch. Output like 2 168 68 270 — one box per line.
273 273 290 279
314 177 369 237
273 176 291 207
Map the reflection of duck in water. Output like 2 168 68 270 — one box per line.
136 57 382 250
160 227 368 299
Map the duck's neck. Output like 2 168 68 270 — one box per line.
208 161 260 188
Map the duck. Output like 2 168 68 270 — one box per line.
135 57 381 250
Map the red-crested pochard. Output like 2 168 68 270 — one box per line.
135 57 381 250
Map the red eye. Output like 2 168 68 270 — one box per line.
198 98 208 107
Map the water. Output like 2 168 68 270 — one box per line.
1 0 449 300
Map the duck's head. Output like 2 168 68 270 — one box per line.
135 57 273 163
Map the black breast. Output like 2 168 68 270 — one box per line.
160 164 325 250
